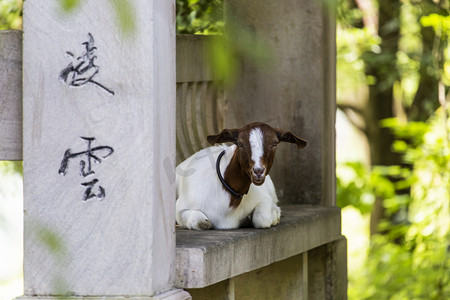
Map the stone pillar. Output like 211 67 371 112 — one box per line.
0 30 22 161
21 1 189 299
308 237 348 300
224 0 336 206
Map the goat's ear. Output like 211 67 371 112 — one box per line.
276 129 307 149
207 129 240 145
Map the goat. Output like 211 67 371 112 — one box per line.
176 122 307 230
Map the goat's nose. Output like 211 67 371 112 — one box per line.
253 167 265 176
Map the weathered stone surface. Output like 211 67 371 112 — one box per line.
234 253 306 300
175 205 342 288
186 253 307 300
0 30 22 160
16 289 192 300
176 35 216 83
186 279 232 300
23 0 176 296
0 34 221 162
224 0 336 206
308 236 348 300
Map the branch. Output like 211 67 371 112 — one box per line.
337 103 368 135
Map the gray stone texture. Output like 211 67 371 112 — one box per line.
186 280 232 300
308 236 348 300
233 254 305 300
224 0 336 206
0 34 222 163
22 0 176 296
16 289 192 300
186 254 307 300
175 205 342 289
176 35 216 83
0 30 22 160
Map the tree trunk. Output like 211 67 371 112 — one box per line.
408 1 447 122
362 0 402 235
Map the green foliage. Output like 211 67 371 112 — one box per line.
420 13 450 86
337 6 449 297
343 108 450 299
0 161 22 175
420 13 450 37
176 0 223 34
337 26 381 96
337 0 363 27
397 1 422 107
336 0 381 98
351 232 449 299
0 0 22 29
337 162 411 215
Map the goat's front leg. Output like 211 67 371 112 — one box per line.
252 202 281 228
176 208 212 230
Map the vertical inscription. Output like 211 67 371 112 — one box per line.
58 33 116 201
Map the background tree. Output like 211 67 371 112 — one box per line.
337 0 447 236
338 0 449 298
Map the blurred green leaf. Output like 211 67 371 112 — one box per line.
59 0 80 12
57 0 135 35
176 0 223 34
421 13 450 37
0 161 23 175
110 0 135 35
37 226 66 256
0 0 22 29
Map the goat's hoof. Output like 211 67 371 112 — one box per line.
197 219 212 230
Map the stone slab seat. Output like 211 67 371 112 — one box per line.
175 205 342 289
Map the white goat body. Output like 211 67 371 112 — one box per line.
176 144 281 230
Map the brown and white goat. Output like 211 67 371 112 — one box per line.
176 122 307 230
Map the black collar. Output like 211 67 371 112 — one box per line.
216 150 249 199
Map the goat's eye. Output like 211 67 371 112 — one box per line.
236 142 244 148
271 142 278 148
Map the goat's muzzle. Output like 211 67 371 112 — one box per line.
252 167 266 185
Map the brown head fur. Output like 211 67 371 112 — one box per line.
207 122 307 208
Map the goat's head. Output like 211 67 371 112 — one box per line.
207 122 307 185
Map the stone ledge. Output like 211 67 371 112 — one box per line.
15 289 192 300
175 205 342 288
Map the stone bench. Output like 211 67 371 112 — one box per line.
175 205 345 299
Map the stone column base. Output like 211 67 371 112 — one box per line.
16 289 192 300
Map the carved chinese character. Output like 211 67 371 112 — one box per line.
81 179 105 201
59 33 114 95
59 137 114 201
